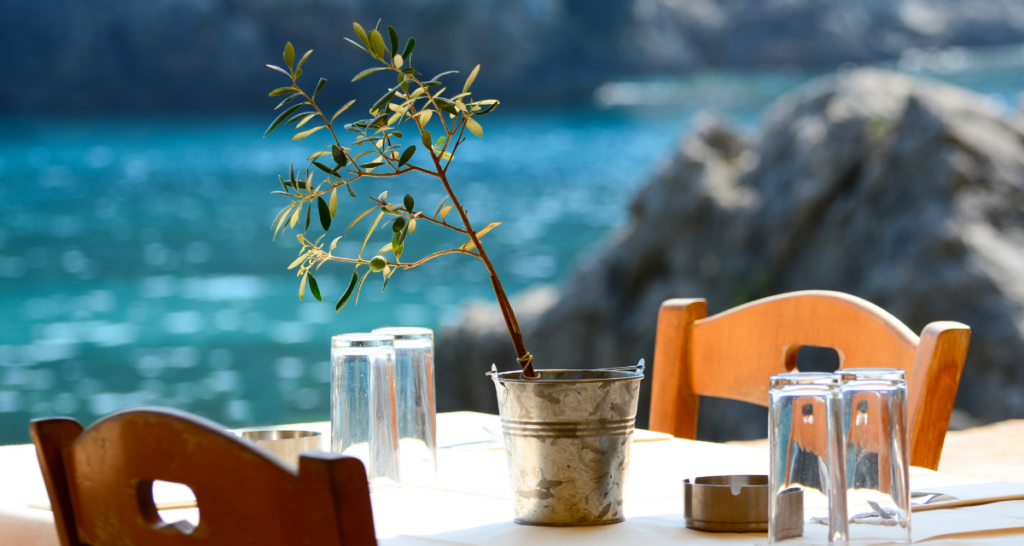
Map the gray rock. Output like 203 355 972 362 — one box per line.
437 68 1024 440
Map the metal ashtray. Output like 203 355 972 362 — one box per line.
684 475 771 532
684 475 804 536
239 430 323 467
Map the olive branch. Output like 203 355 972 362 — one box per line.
264 21 537 378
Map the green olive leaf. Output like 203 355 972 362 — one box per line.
265 104 304 137
402 38 416 60
346 205 378 236
332 99 357 123
267 64 291 77
274 95 299 110
296 49 313 72
465 116 483 137
307 271 322 302
295 113 318 128
352 67 388 82
473 100 500 116
371 87 398 115
287 111 313 125
354 268 372 304
317 196 332 231
353 23 370 48
343 37 369 54
313 78 327 99
369 29 386 58
430 70 459 81
336 269 359 311
293 126 326 140
392 216 406 232
433 195 449 218
332 144 348 166
434 98 458 115
398 145 416 167
284 42 295 71
313 161 336 175
269 87 299 97
329 188 338 217
387 26 400 58
358 211 385 259
287 252 307 270
463 64 480 94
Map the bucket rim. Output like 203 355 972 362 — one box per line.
487 366 644 383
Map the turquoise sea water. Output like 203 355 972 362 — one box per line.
1 62 1022 444
0 107 715 443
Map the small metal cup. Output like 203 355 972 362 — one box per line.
240 430 322 467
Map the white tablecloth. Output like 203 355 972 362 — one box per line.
2 412 1023 545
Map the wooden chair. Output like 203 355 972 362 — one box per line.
649 290 970 470
31 407 376 546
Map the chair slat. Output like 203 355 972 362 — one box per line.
650 290 970 470
31 407 376 546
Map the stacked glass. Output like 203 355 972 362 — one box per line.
372 327 438 482
768 368 911 545
837 369 910 544
768 372 847 544
330 333 400 486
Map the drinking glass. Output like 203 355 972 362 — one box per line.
372 327 437 482
836 368 910 544
330 333 400 485
769 372 848 544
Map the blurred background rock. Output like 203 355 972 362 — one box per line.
3 0 1024 443
8 0 1024 112
439 68 1024 439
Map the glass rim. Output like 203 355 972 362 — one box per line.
371 326 434 341
769 372 839 388
835 368 906 382
331 333 395 348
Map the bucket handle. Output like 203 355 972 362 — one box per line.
486 359 645 380
599 358 645 376
488 364 506 390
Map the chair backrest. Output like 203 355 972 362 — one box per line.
31 407 376 546
649 290 970 470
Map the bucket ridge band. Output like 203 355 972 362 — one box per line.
501 417 635 438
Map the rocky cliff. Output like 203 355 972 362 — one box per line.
7 0 1024 112
436 67 1024 440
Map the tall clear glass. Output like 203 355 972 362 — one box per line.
769 372 848 544
836 369 910 544
372 327 437 482
330 333 399 485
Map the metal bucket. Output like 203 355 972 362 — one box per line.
488 363 644 526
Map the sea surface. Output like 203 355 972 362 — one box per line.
2 58 1023 444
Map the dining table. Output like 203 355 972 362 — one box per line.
2 411 1024 545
